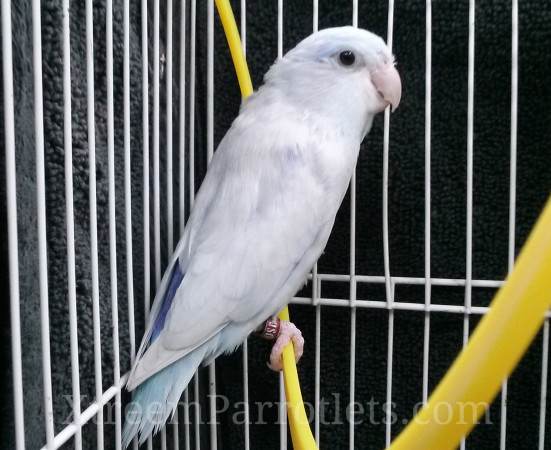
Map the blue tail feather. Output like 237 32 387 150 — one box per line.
122 343 209 447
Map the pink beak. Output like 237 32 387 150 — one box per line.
371 63 402 112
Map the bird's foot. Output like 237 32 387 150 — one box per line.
267 320 304 372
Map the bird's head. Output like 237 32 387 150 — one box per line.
260 26 401 139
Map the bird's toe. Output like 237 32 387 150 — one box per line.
267 320 305 371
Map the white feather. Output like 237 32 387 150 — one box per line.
126 25 395 392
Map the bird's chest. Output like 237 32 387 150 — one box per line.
311 137 360 203
270 120 360 218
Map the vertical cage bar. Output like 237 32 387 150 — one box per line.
463 2 476 354
314 280 321 446
206 2 218 448
106 0 122 445
382 1 395 305
189 0 196 206
383 0 396 446
240 5 251 448
207 0 214 164
164 2 173 439
178 0 188 448
508 0 518 275
178 0 189 422
173 0 186 433
170 0 181 422
32 0 55 444
2 0 25 447
277 3 287 449
183 388 191 450
141 0 153 445
539 319 549 450
386 285 396 448
279 372 287 450
159 0 166 424
151 27 162 450
142 0 151 320
85 0 105 445
167 0 174 258
464 0 475 343
502 2 519 446
171 408 180 450
153 0 161 289
194 375 200 450
277 0 283 59
62 0 83 446
123 0 136 371
462 2 476 448
349 3 358 448
179 0 187 245
189 0 200 447
422 0 432 406
161 428 167 450
500 377 508 445
242 339 250 450
123 0 136 446
349 307 357 450
176 64 187 450
313 0 318 32
208 363 217 450
312 5 320 445
241 0 247 54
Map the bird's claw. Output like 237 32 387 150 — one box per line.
267 321 304 371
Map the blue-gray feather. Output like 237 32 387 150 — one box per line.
122 341 211 447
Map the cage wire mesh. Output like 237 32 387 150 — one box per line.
1 0 550 449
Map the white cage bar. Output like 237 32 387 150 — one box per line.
276 5 288 450
3 0 25 446
32 0 55 446
422 0 432 408
106 0 123 444
3 0 549 449
62 0 83 446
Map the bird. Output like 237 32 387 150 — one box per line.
122 25 401 446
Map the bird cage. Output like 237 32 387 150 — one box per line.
2 0 550 449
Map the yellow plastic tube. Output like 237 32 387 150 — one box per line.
215 1 318 449
278 307 319 450
214 0 253 98
389 197 551 450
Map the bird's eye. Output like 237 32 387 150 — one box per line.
339 50 355 66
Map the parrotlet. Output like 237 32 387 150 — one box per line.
122 25 401 446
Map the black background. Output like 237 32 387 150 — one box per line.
1 0 550 449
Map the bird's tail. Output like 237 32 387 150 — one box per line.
121 345 208 447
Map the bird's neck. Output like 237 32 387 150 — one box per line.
246 80 374 143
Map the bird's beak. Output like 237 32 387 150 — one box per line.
371 63 402 112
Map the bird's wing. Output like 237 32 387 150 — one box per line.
127 117 349 388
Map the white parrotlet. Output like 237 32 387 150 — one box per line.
122 26 401 446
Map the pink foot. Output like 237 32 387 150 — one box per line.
268 321 304 371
